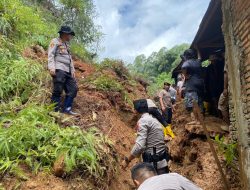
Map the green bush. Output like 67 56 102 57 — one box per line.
91 74 124 92
99 59 130 79
214 135 238 165
70 41 93 62
0 58 43 100
0 104 115 179
0 0 57 50
0 35 18 60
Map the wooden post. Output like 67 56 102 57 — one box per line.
193 102 230 190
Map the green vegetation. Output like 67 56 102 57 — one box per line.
0 59 43 100
214 135 238 165
99 58 130 79
0 0 57 50
88 59 136 107
92 75 124 92
0 104 115 179
147 72 174 96
128 44 189 79
0 0 100 60
128 44 189 95
0 0 116 185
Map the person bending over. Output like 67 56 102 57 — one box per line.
131 162 202 190
122 100 169 174
134 99 175 138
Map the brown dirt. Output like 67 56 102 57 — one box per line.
169 100 241 190
2 48 145 190
4 47 240 189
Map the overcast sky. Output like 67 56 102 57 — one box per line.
94 0 210 63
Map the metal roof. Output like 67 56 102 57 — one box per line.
172 0 224 79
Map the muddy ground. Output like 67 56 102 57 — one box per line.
169 101 241 190
1 51 241 189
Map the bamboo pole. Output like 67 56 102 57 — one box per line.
193 102 230 190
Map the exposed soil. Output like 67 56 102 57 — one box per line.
1 49 145 190
169 100 241 190
2 47 241 190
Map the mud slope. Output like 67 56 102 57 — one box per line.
2 47 240 189
169 101 241 190
1 48 147 190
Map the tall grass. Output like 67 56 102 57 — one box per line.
0 59 43 100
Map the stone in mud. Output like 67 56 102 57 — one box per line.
185 120 228 136
53 155 65 177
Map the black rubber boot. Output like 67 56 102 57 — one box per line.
63 96 78 115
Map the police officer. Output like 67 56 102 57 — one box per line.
48 26 78 115
122 99 169 175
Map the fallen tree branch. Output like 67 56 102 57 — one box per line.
193 101 230 190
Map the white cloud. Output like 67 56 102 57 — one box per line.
94 0 210 63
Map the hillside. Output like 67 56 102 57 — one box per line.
128 44 189 95
1 46 148 189
0 0 147 189
0 1 242 190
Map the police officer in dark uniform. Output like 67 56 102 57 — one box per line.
48 26 78 115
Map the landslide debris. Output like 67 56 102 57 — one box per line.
169 100 241 190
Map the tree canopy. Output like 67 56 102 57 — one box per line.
128 43 189 80
128 43 189 95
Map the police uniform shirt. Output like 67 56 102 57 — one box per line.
131 113 167 169
48 38 75 73
138 173 202 190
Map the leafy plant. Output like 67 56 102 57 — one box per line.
0 0 57 49
214 135 238 165
99 59 130 79
0 105 116 180
0 58 43 100
91 74 124 92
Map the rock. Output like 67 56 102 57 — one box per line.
185 123 204 135
53 155 65 177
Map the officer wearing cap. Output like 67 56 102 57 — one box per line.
48 26 78 115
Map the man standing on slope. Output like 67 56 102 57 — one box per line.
181 49 204 124
159 82 174 130
48 26 78 115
